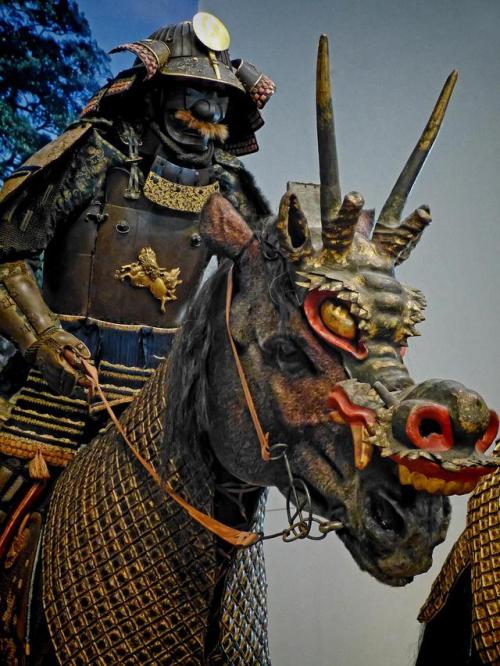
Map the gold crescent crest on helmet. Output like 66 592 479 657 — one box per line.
192 12 230 52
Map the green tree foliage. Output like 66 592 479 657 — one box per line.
0 0 110 177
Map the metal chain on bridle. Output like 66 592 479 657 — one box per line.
256 442 342 543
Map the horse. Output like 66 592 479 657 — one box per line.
0 36 498 665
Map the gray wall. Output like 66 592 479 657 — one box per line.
197 2 500 665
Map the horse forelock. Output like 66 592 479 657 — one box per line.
259 216 301 322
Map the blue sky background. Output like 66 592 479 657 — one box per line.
78 0 197 74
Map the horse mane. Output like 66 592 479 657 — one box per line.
163 259 230 474
162 216 298 475
258 219 301 325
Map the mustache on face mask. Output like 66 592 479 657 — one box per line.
175 109 229 142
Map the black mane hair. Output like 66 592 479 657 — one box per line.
259 218 303 323
163 259 230 475
162 217 300 475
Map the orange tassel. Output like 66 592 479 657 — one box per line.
28 450 50 480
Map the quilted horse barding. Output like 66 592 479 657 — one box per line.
417 466 500 664
0 36 499 665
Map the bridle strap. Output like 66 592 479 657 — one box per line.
79 357 259 548
225 264 271 462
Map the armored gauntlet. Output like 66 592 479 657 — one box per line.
0 261 91 395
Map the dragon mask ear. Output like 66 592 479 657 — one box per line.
276 192 313 262
200 194 254 260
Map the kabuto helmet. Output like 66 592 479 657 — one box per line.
81 12 276 156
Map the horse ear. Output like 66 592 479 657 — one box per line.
200 194 254 260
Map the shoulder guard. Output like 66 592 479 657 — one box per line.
0 124 126 260
0 123 93 208
214 148 244 170
214 148 272 221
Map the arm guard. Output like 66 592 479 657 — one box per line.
0 261 91 395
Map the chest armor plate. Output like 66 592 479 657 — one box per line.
43 168 208 328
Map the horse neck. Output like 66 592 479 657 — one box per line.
119 258 270 537
157 266 232 494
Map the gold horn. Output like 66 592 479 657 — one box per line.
377 71 458 227
316 35 342 249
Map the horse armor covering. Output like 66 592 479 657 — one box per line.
43 361 270 664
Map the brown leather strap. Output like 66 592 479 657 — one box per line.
225 265 271 462
0 482 46 561
89 396 135 414
80 358 259 548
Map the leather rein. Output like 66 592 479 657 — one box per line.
80 262 341 548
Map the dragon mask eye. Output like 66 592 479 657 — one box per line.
303 290 368 360
320 300 356 339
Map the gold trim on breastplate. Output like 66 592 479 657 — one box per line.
143 171 220 212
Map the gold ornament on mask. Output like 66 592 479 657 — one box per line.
320 300 356 339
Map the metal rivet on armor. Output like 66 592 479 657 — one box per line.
116 222 130 234
191 233 202 247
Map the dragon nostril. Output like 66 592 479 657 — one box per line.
405 404 454 452
419 418 443 438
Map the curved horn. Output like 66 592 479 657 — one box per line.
376 70 458 227
323 191 365 256
373 205 432 265
316 35 342 250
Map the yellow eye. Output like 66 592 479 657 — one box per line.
320 300 356 339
